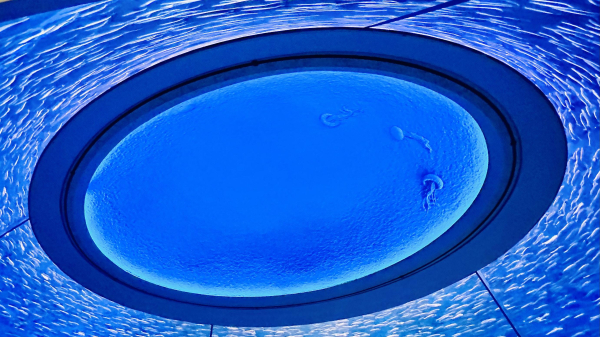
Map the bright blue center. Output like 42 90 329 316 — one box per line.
84 71 488 297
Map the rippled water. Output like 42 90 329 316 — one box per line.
0 0 443 236
0 0 597 335
0 224 212 336
388 1 599 335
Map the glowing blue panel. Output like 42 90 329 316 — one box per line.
387 2 600 336
213 273 518 336
0 0 442 239
0 223 212 337
84 71 488 297
0 0 598 334
481 100 599 332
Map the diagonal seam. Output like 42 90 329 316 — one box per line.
366 0 470 29
0 217 29 240
476 271 524 337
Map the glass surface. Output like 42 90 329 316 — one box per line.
213 273 518 336
0 0 597 334
84 71 489 297
0 0 441 237
390 1 600 335
0 223 212 337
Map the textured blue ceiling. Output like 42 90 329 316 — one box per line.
0 0 597 336
84 71 488 297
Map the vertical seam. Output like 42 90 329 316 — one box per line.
476 271 524 337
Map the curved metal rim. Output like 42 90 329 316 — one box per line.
28 28 567 327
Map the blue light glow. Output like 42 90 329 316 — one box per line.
1 0 598 333
84 71 488 297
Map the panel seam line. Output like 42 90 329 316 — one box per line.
0 217 29 240
476 271 523 337
365 0 470 29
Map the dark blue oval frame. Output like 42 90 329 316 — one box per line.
29 28 567 327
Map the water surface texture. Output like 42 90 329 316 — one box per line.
0 0 597 335
85 71 488 297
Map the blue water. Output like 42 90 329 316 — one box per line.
84 71 488 297
0 0 597 335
